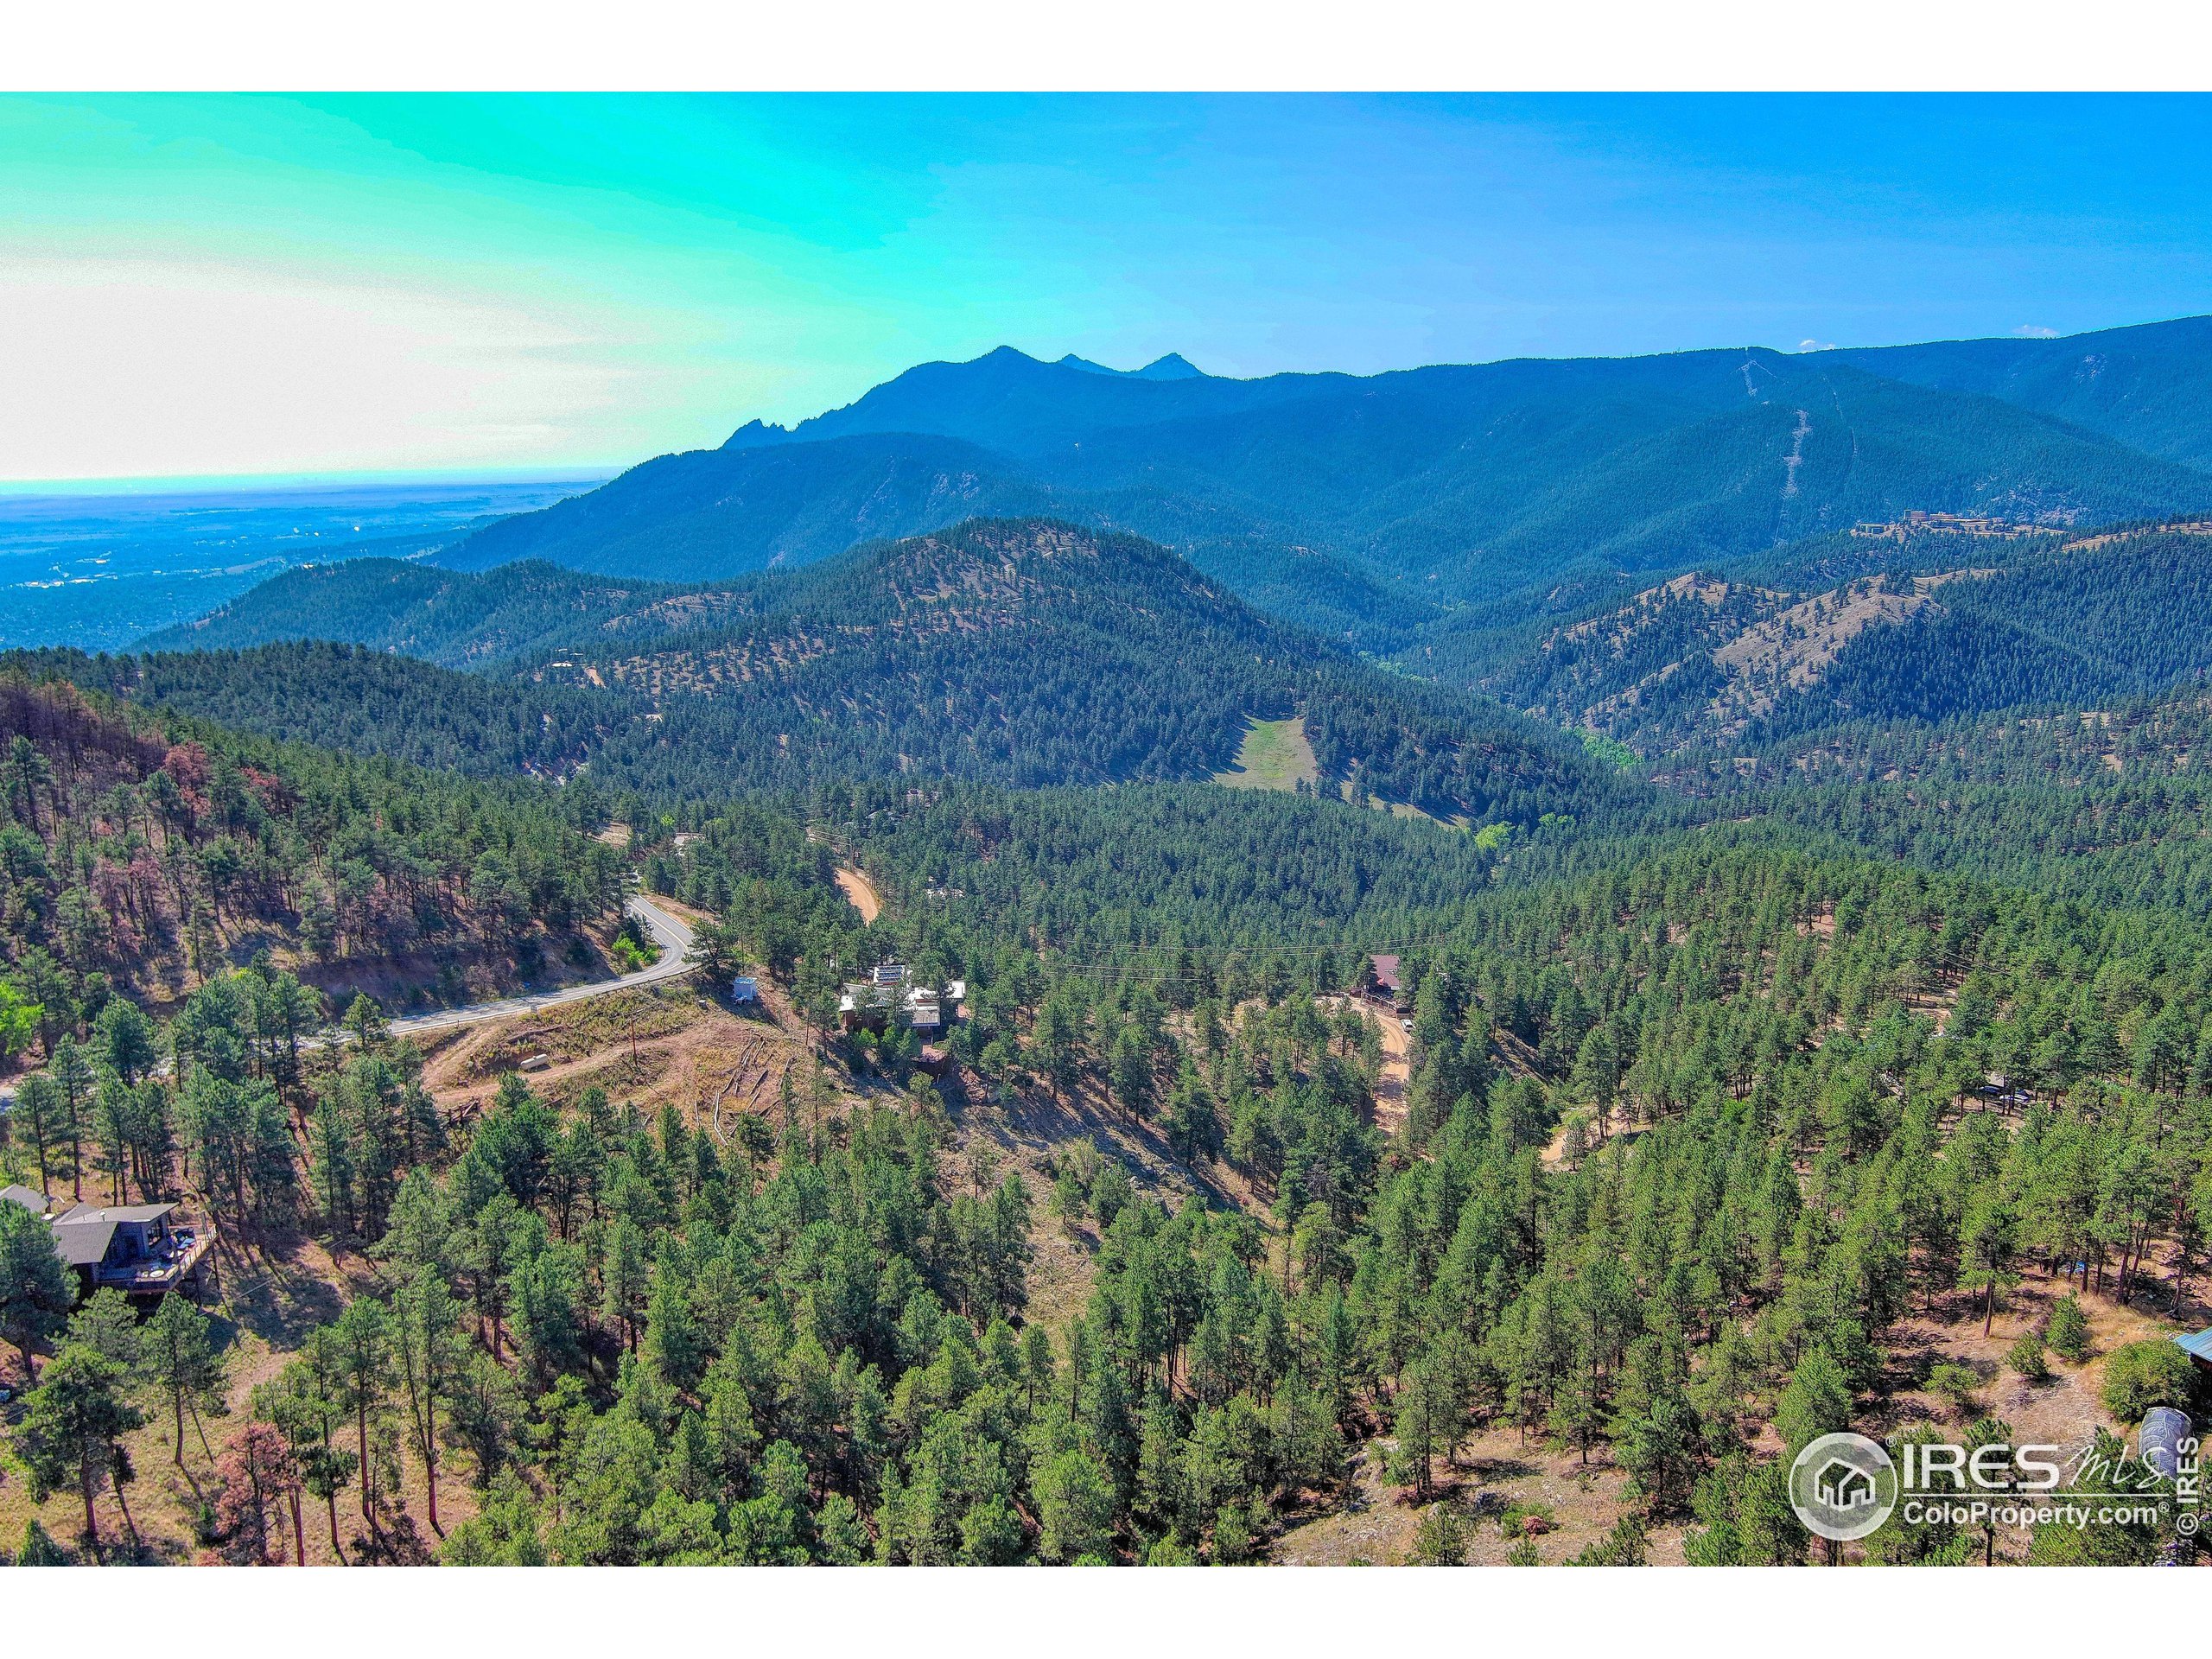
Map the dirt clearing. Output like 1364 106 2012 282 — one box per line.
836 866 883 923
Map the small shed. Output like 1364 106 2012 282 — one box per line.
2 1183 49 1217
2174 1329 2212 1375
730 976 759 1005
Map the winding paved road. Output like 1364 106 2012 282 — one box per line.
383 893 698 1039
0 899 699 1116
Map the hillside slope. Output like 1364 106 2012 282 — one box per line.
1836 314 2212 470
556 518 1617 822
440 431 1063 582
138 558 726 669
1473 521 2212 757
113 518 1620 827
0 671 627 1013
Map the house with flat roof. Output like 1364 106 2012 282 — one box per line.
838 963 962 1037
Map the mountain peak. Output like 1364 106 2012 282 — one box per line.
721 418 791 451
1134 353 1204 381
1054 351 1206 381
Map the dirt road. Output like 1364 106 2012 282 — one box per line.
836 866 883 924
1371 1001 1410 1134
1324 994 1410 1135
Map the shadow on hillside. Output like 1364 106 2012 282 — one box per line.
988 1079 1239 1211
214 1232 348 1350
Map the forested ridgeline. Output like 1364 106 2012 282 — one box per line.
1427 522 2212 762
0 672 627 1022
569 517 1289 792
102 512 2212 835
24 644 608 781
93 520 1622 826
1834 315 2212 471
510 516 1625 820
135 557 741 670
1751 530 2212 741
442 429 1070 588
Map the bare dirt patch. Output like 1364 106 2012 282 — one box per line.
420 982 822 1131
1273 1429 1689 1566
836 866 884 924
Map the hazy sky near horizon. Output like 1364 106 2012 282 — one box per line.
6 93 2212 483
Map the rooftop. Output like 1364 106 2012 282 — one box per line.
50 1217 119 1267
54 1202 178 1226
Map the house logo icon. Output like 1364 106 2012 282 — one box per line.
1789 1432 1898 1542
1814 1457 1875 1510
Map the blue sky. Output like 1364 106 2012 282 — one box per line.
4 93 2209 482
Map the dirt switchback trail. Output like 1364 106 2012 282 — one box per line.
836 866 883 924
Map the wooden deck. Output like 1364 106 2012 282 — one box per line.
96 1224 214 1294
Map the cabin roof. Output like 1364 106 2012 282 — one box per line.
50 1218 119 1266
54 1202 176 1226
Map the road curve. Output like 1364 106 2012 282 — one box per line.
382 893 698 1040
0 899 700 1116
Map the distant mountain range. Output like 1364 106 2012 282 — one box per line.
117 316 2212 827
432 320 2212 652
